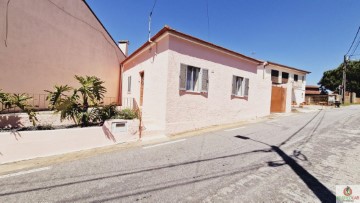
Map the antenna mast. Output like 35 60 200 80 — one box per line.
148 0 157 42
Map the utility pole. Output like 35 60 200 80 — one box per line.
342 55 347 104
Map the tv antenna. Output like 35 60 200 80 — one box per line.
148 0 158 42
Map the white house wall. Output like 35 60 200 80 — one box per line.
122 36 170 132
165 35 271 135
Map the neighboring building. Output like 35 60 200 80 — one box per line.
0 0 126 107
305 85 321 95
121 26 309 135
305 85 336 105
267 62 310 112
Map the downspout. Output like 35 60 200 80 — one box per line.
263 61 269 79
119 64 123 106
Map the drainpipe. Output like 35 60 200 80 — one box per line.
263 61 269 79
119 64 124 106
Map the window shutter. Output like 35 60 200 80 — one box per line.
201 69 209 92
231 75 236 95
244 78 249 97
179 64 187 90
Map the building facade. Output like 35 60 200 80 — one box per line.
0 0 126 106
122 27 309 135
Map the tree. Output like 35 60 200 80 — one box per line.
45 75 107 127
318 60 360 95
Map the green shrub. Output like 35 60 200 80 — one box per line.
118 108 138 120
93 103 120 124
45 75 106 127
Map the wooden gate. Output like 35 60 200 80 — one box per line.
270 86 286 113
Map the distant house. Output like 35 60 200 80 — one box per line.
0 0 126 108
305 85 321 95
305 85 336 105
268 62 310 112
121 26 310 135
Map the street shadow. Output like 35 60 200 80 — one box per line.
270 146 334 202
234 135 335 202
279 110 322 147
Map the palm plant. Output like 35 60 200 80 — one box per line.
0 90 38 126
45 75 107 127
75 75 106 127
75 75 106 107
56 89 81 124
11 94 38 126
0 89 12 109
44 85 72 110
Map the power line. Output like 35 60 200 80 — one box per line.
346 26 360 56
350 37 360 56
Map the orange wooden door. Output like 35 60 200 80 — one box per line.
270 86 286 113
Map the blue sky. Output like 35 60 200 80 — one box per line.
86 0 360 85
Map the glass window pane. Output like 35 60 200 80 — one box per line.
186 67 192 90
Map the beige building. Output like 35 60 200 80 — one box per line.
0 0 126 107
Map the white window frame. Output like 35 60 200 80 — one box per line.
186 66 201 92
232 75 249 98
234 76 245 97
179 64 208 93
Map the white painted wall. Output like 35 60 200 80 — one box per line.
164 35 271 134
122 36 170 132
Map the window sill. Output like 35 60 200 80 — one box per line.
179 90 208 97
231 95 248 100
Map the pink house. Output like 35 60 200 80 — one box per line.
122 26 274 135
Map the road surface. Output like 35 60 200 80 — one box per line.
0 106 359 202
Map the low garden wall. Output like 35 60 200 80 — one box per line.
0 119 139 164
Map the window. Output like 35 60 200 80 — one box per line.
271 70 279 77
271 70 279 83
179 64 208 93
282 72 289 83
294 74 298 82
232 75 249 97
186 66 201 91
127 76 131 93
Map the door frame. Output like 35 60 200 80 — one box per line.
139 71 144 106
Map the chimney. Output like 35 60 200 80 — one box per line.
118 40 129 56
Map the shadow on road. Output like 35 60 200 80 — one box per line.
234 134 335 202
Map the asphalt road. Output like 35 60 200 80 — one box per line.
0 106 359 202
